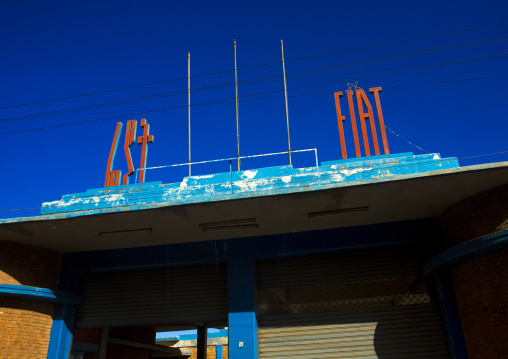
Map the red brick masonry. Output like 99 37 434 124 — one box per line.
441 184 508 359
0 240 62 358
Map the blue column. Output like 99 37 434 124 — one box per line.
216 345 223 359
434 271 468 359
46 303 76 359
227 241 259 359
47 256 80 359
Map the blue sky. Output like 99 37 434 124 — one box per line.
1 1 507 219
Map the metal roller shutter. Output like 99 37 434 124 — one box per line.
257 248 450 358
76 264 227 328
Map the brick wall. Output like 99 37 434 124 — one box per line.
184 345 228 359
441 183 508 247
107 326 156 359
72 327 100 359
451 248 508 358
72 327 101 344
0 240 62 289
0 298 55 358
73 326 156 359
0 240 62 358
441 184 508 358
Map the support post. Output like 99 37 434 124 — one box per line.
188 52 191 176
98 327 109 359
197 325 207 359
227 241 259 359
434 271 468 359
46 304 76 359
234 40 240 171
216 345 223 359
281 39 292 166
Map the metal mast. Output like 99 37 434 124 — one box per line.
234 39 240 171
188 52 191 176
281 39 292 166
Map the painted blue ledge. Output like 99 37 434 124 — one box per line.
31 152 458 219
424 228 508 276
0 284 82 305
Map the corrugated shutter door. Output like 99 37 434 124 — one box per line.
76 264 227 328
257 248 450 358
258 304 449 358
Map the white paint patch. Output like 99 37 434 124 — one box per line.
87 196 101 204
104 194 124 203
235 179 262 190
42 200 59 207
180 179 188 188
43 193 125 209
330 174 345 182
281 176 292 183
235 180 250 190
204 186 216 194
193 174 215 179
242 170 258 180
340 167 372 176
42 197 84 207
433 154 440 160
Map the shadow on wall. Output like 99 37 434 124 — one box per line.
0 240 62 290
373 305 449 358
258 304 450 358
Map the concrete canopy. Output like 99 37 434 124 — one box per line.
1 160 507 253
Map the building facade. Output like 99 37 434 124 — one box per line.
0 152 507 358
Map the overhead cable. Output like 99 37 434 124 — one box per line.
0 21 507 110
1 38 507 123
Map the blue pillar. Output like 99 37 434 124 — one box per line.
216 345 223 359
227 241 259 359
434 271 468 359
46 303 76 359
47 256 80 359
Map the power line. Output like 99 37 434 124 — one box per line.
1 21 507 110
458 151 508 160
56 34 508 103
15 73 508 120
1 38 507 124
257 35 508 81
0 51 506 135
384 126 431 154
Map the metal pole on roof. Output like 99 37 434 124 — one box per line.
234 39 240 171
188 52 191 176
281 39 292 166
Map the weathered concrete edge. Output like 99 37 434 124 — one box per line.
1 161 507 225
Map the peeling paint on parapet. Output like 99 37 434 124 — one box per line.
192 174 215 179
241 170 258 180
36 153 460 217
340 167 372 176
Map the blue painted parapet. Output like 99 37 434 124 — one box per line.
39 153 459 217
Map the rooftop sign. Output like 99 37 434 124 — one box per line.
334 87 389 159
105 118 154 187
102 87 389 187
